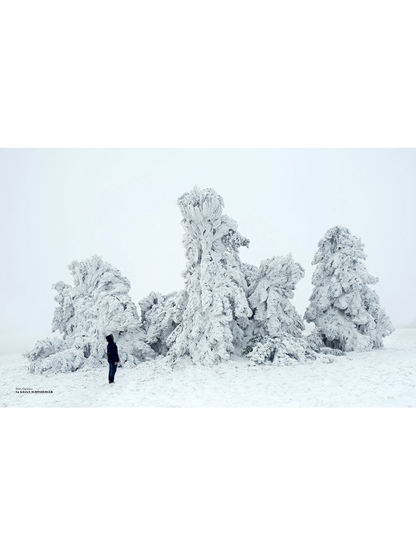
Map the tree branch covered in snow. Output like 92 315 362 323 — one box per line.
243 333 317 365
139 290 187 355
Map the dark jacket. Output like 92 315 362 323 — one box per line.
106 336 119 363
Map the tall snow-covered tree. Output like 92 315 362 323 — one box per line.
247 254 305 338
305 226 394 351
242 255 317 365
168 186 252 364
25 255 154 372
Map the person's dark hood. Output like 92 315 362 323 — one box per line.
106 334 114 343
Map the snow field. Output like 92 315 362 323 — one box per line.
1 329 415 408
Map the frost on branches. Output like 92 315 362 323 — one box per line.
25 255 154 372
243 255 316 364
139 290 187 355
244 333 317 365
247 254 305 338
167 186 252 365
305 226 394 352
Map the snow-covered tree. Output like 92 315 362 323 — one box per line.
244 332 316 365
167 186 252 364
139 290 187 355
242 254 318 365
305 226 394 351
247 254 305 338
25 255 154 372
25 336 86 373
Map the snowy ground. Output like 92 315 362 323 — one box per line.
1 329 415 407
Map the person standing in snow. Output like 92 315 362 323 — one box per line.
106 334 119 384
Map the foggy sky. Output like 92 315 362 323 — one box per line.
1 148 415 355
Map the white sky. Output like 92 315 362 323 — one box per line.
1 148 415 355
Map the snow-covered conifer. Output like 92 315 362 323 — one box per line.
139 290 187 355
305 226 394 351
25 255 154 372
247 254 305 338
242 254 316 365
244 332 316 365
168 186 252 364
